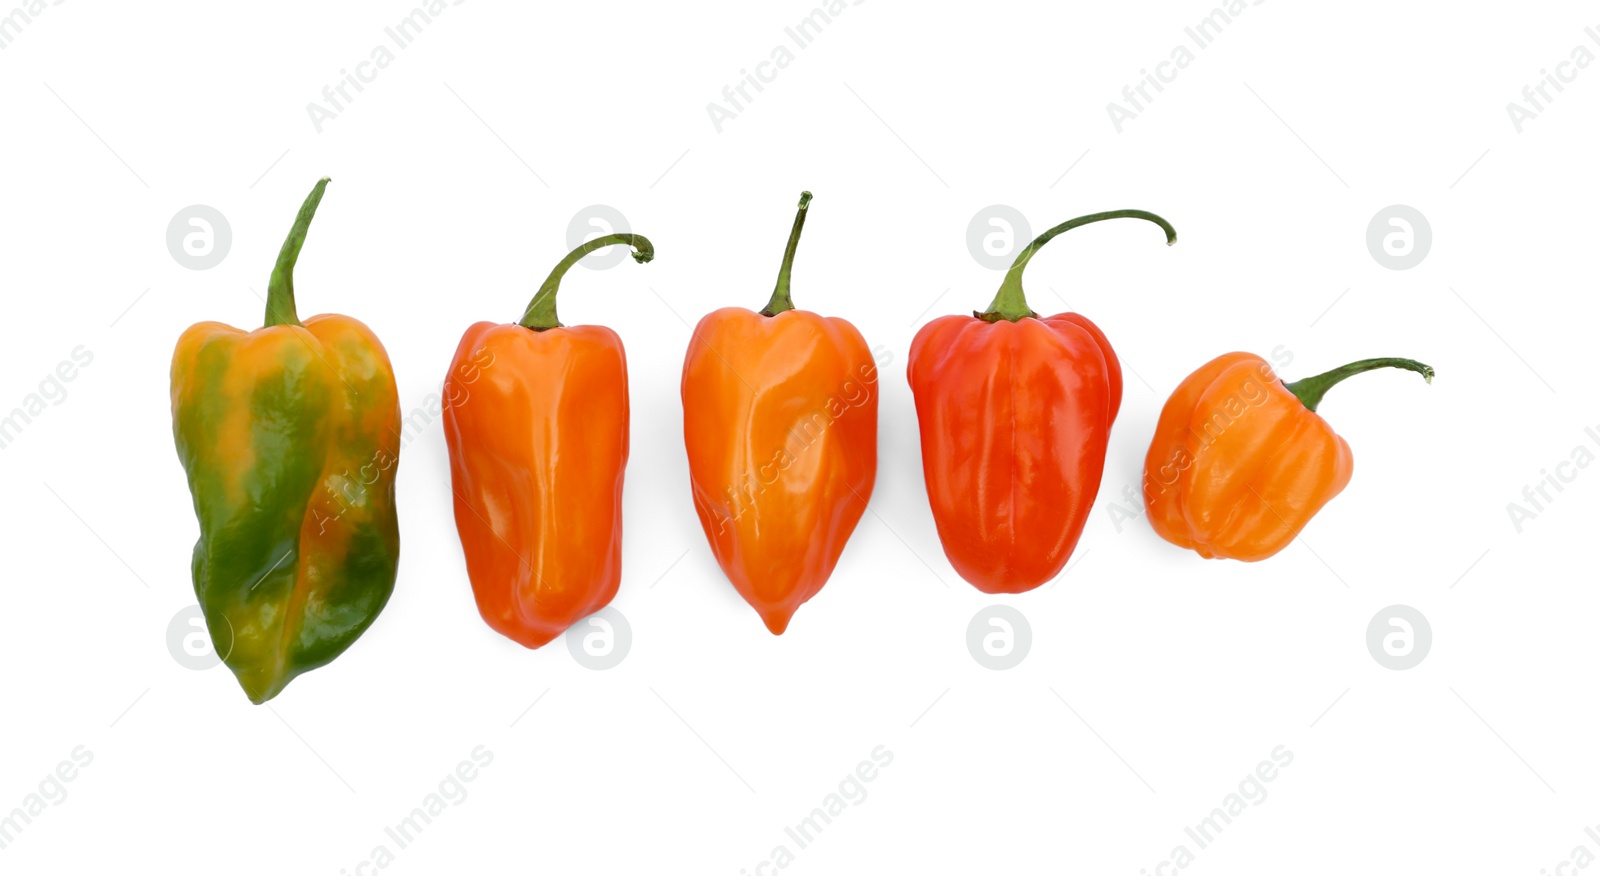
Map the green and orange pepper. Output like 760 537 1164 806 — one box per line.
171 178 401 703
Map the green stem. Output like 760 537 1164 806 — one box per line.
1284 358 1434 412
264 177 331 328
978 209 1176 322
518 234 654 330
759 191 812 317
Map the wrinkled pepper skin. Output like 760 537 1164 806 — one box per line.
907 210 1175 593
682 193 877 634
443 233 652 648
170 178 401 704
908 313 1118 593
1143 352 1434 561
443 323 628 648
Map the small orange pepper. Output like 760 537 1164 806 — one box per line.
681 192 878 634
1142 352 1434 561
443 233 652 648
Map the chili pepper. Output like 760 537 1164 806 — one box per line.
170 178 401 704
681 192 878 634
442 233 653 648
907 210 1175 593
1142 353 1434 561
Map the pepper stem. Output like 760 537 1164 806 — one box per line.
759 191 812 317
1284 358 1435 412
518 234 654 330
978 209 1176 322
264 177 331 328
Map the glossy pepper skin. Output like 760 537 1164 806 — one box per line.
908 210 1175 593
443 233 652 648
682 193 878 634
171 178 401 704
1143 353 1434 561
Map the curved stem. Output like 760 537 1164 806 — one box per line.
1284 358 1434 413
760 191 812 317
518 233 654 330
978 209 1177 322
264 177 331 328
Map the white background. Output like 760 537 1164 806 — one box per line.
2 0 1597 872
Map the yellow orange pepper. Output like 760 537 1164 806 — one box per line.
681 193 878 634
1143 352 1433 561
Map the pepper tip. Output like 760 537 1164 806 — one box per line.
798 191 812 210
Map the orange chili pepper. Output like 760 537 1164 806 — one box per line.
442 234 653 648
681 192 879 634
1142 352 1434 561
908 210 1174 593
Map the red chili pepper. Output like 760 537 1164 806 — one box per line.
907 210 1176 593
